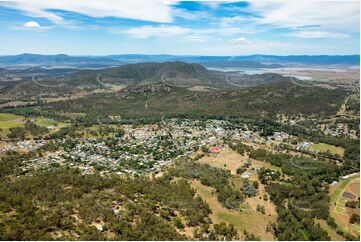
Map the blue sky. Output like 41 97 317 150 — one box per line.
0 0 359 55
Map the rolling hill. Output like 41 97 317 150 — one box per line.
45 78 348 120
0 61 302 100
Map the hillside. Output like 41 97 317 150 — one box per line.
70 61 296 89
0 61 347 104
45 79 348 120
70 61 216 87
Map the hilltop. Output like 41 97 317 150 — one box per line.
70 61 215 87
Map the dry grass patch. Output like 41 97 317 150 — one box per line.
198 147 246 174
330 175 360 237
315 219 345 241
190 179 275 240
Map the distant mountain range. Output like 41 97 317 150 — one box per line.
0 53 359 68
0 54 123 68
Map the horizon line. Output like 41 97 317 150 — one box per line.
1 53 360 57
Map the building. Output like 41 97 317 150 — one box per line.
210 145 224 153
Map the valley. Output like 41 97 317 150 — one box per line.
0 59 359 241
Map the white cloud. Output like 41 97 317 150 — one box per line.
124 25 191 38
219 16 252 27
247 1 360 32
0 0 175 24
172 8 210 21
122 24 254 40
185 34 207 42
23 21 40 28
1 0 359 36
218 27 254 35
230 37 253 44
289 31 349 39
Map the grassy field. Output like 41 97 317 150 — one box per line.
0 113 25 130
35 117 67 128
310 143 344 157
0 113 67 133
0 121 24 129
198 147 244 174
198 146 281 176
0 113 23 121
59 112 86 119
190 179 275 240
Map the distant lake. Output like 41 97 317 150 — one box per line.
208 66 359 81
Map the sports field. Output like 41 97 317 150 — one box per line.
310 143 344 157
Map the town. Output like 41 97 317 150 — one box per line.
1 115 354 178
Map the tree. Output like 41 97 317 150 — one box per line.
256 204 265 214
201 145 209 153
241 179 257 197
236 167 246 174
345 200 359 208
349 214 360 224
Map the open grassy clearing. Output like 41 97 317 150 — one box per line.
351 224 360 233
310 143 344 157
190 179 275 240
336 206 346 214
0 112 67 129
248 157 282 172
0 113 25 130
0 113 24 121
198 146 281 176
35 117 68 128
330 174 360 237
198 147 245 174
229 176 243 190
0 121 24 130
58 112 86 119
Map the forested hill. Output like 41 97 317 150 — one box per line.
69 61 298 89
70 61 216 87
0 61 304 98
46 79 348 120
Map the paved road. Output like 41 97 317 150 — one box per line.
336 95 350 116
32 74 62 87
225 74 246 87
289 76 314 87
96 73 112 88
160 73 192 88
